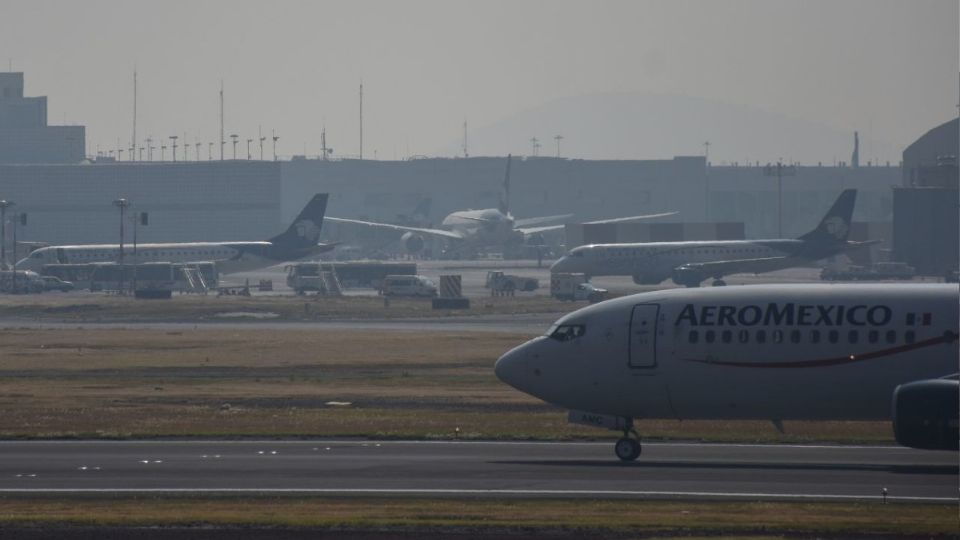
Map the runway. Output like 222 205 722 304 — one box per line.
1 440 955 503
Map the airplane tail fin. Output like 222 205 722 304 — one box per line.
269 193 329 254
498 154 512 215
798 189 856 244
412 197 432 221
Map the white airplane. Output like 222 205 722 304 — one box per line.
551 189 875 287
327 155 675 256
495 283 959 461
16 194 336 275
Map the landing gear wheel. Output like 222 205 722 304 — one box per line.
614 437 641 461
712 279 727 287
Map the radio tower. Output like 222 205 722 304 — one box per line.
462 120 468 158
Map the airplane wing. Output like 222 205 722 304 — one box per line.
513 214 575 227
325 217 464 240
516 211 678 236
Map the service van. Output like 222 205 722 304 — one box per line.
381 275 437 297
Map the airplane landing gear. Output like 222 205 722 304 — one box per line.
614 418 641 461
711 279 727 287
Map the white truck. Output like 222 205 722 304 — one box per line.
550 273 608 303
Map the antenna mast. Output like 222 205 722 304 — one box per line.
219 80 224 161
359 82 363 160
132 69 137 161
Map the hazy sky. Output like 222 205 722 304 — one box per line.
2 0 957 162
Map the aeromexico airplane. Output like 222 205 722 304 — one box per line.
496 283 959 461
16 194 335 275
551 189 872 287
327 155 675 256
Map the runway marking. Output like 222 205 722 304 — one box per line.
0 488 953 503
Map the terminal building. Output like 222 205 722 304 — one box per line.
0 71 952 275
0 73 85 164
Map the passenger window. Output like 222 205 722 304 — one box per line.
868 330 879 344
848 330 858 344
721 330 732 344
549 324 586 342
905 330 915 344
756 330 766 344
790 330 801 344
738 329 749 343
689 330 699 344
705 330 716 343
885 330 896 344
772 330 784 344
828 330 839 344
810 330 821 344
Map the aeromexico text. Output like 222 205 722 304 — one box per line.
675 303 893 327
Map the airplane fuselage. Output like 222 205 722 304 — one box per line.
552 239 833 283
440 208 518 245
496 284 958 422
16 241 304 275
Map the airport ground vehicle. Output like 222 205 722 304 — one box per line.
381 275 437 297
286 261 417 292
550 273 608 302
821 262 916 281
496 283 958 461
38 275 74 292
0 270 44 293
485 271 539 295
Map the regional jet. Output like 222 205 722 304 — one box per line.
16 194 335 275
327 155 675 257
551 189 873 287
495 283 959 460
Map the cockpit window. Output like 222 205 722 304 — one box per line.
548 324 586 342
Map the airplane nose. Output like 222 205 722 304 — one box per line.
495 344 528 390
550 256 569 273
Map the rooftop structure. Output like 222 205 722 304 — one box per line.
0 72 85 164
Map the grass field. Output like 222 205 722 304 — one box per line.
0 498 954 537
0 327 894 442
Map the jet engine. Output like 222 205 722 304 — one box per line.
892 377 959 451
401 232 425 254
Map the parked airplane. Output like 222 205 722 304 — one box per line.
551 189 872 287
327 155 674 257
495 283 958 460
16 194 335 275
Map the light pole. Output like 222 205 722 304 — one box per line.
763 160 797 238
195 142 201 162
146 137 153 161
554 134 563 158
160 145 166 161
10 210 24 293
272 131 279 161
246 138 253 160
170 136 178 162
208 142 214 161
230 134 239 160
113 198 129 294
0 200 13 270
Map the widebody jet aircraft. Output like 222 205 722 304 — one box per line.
496 283 959 460
17 194 335 275
327 155 674 257
551 189 873 287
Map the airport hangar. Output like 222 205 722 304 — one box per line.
0 156 898 249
